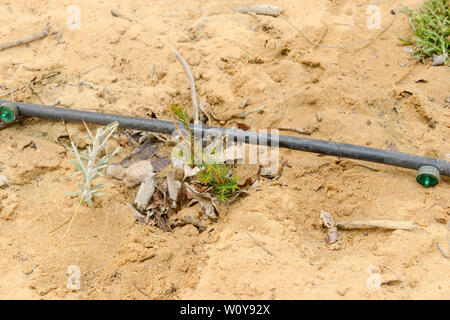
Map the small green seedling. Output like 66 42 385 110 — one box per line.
197 163 240 202
170 104 196 165
169 105 239 202
400 0 449 62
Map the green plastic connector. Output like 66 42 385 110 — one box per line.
416 165 440 187
0 102 19 124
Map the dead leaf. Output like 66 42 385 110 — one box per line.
167 160 184 207
151 155 170 172
184 164 201 179
121 142 158 168
185 183 219 220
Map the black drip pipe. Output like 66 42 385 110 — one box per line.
2 100 450 177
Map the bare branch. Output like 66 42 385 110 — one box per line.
173 48 199 125
0 25 49 52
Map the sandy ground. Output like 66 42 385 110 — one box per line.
0 0 449 299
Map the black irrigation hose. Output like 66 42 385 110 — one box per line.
2 100 450 178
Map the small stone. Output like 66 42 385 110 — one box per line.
329 243 341 250
107 160 154 187
124 160 153 187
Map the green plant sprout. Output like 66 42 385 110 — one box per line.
170 105 239 202
170 105 196 165
197 163 240 202
400 0 449 62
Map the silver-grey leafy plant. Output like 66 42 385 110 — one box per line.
68 121 121 206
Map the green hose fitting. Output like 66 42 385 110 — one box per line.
0 102 19 123
416 165 440 187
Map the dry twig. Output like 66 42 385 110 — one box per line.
337 220 421 231
78 81 99 91
244 230 275 256
111 9 133 22
173 48 200 125
208 103 220 122
132 281 150 298
0 25 49 52
238 105 265 118
198 102 212 124
232 4 284 17
436 221 450 259
280 5 399 52
278 126 315 135
437 242 449 259
57 65 102 87
348 160 379 171
380 264 411 299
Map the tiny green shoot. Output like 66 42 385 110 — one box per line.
170 105 239 202
197 163 240 202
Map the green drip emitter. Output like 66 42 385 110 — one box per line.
416 165 440 187
0 102 19 124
